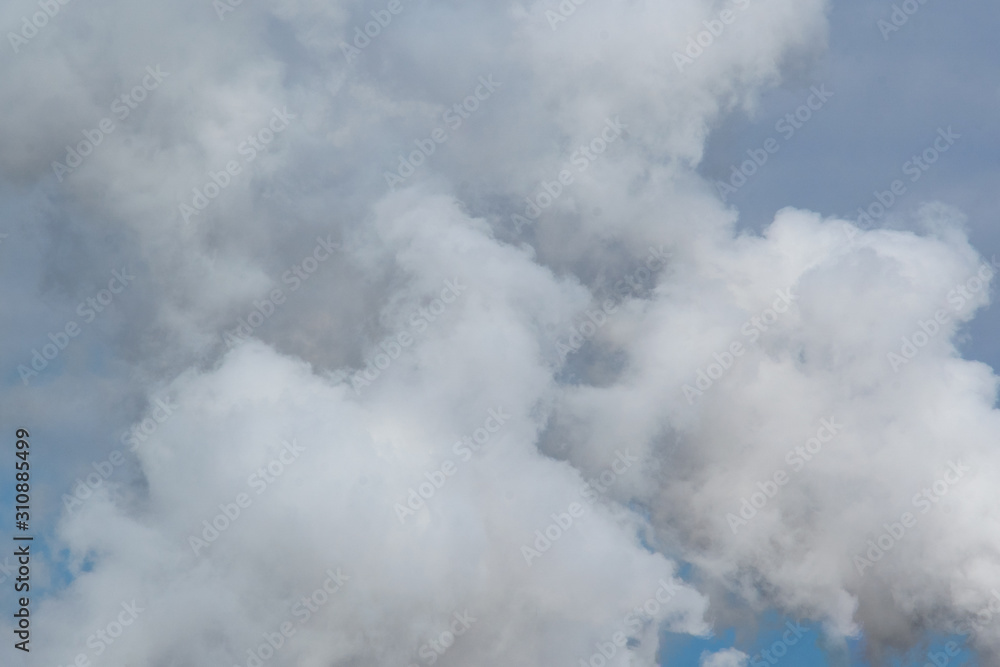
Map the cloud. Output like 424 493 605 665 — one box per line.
2 0 1000 665
701 647 749 667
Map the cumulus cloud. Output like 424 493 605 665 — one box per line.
2 0 999 665
701 647 749 667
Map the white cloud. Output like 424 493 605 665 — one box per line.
701 647 749 667
2 0 1000 665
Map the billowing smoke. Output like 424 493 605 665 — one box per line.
1 0 998 666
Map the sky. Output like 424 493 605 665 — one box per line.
1 1 999 666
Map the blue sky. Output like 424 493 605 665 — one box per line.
700 0 1000 372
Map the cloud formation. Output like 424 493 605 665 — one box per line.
2 0 999 665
